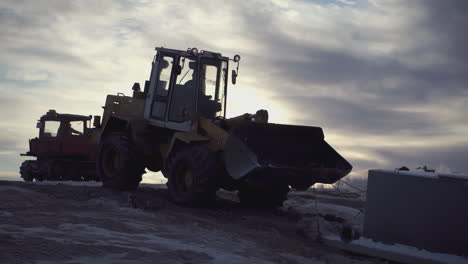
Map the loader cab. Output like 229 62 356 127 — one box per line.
144 47 231 132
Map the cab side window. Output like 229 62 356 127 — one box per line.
69 121 84 135
202 64 217 100
43 121 60 137
151 55 175 120
156 57 174 96
198 60 222 118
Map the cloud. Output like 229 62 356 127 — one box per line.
230 0 468 175
283 96 438 136
0 137 19 155
335 0 356 5
376 144 468 175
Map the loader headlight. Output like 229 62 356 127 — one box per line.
191 47 199 54
233 54 241 62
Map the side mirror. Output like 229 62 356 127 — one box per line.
159 59 169 69
93 116 101 128
232 70 238 85
132 82 141 91
175 64 182 75
231 54 241 85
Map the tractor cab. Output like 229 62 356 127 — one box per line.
144 47 240 132
26 110 95 158
37 110 91 139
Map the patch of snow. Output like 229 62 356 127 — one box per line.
372 169 439 179
54 223 291 264
0 211 13 217
35 253 134 264
438 173 468 181
286 199 361 220
0 185 40 193
0 181 379 263
0 224 57 235
372 169 468 181
279 253 325 264
89 197 120 207
350 237 468 264
317 202 361 216
32 181 101 187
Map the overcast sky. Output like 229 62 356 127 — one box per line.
0 0 467 181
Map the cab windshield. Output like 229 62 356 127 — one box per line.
198 58 227 118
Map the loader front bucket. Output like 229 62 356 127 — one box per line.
223 122 352 189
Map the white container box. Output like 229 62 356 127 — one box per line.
363 169 468 257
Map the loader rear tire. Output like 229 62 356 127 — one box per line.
165 145 218 207
97 133 144 190
238 184 289 208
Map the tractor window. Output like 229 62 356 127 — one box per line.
220 61 228 117
56 121 84 137
156 56 174 96
151 55 174 120
169 56 197 122
69 121 84 135
43 121 60 137
177 57 196 86
202 65 217 100
198 59 223 119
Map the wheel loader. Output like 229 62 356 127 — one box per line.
20 110 100 182
96 47 352 207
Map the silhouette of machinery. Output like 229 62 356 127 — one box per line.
20 110 101 182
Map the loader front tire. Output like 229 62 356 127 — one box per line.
165 145 218 206
97 133 144 190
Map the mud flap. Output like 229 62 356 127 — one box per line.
223 122 352 188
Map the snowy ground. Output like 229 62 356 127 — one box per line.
0 180 384 264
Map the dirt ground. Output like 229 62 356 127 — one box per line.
0 180 385 264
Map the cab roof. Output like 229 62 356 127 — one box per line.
156 47 230 61
40 110 92 122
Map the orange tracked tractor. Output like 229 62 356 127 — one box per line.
20 110 100 182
